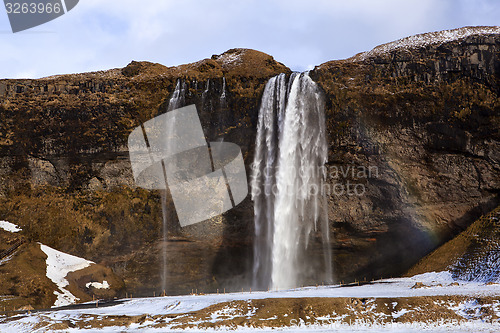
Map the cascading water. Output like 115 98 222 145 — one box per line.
220 77 227 108
159 79 187 293
160 77 231 292
168 80 187 111
251 72 332 290
251 73 294 289
202 79 210 107
160 189 168 293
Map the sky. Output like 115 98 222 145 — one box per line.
0 0 498 79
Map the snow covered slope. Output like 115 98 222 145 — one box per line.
352 26 500 61
408 205 500 283
40 244 94 307
0 241 123 311
1 273 499 332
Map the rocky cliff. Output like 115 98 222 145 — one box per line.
0 48 290 300
311 26 499 280
0 27 498 307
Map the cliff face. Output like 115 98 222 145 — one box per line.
0 28 499 304
0 48 289 298
312 26 500 279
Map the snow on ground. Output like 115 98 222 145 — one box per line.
15 271 500 317
56 271 499 317
85 281 110 289
50 322 500 333
2 271 499 332
353 26 500 61
39 243 94 307
0 221 22 233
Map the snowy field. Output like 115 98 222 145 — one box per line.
33 271 500 317
1 220 499 331
1 272 499 332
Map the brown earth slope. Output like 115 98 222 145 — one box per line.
0 228 124 310
406 204 500 280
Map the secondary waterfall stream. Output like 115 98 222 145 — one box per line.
158 80 187 293
251 72 332 290
160 78 228 293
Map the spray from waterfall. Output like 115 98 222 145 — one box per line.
159 77 229 292
251 72 332 290
158 79 187 293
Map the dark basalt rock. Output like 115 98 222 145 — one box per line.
0 28 499 305
0 48 289 299
312 28 500 281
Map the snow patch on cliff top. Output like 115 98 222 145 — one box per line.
214 49 246 67
219 52 243 66
352 26 500 61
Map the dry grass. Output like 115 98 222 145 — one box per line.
7 295 499 331
406 205 500 277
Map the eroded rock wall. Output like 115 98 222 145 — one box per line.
0 31 498 300
312 31 500 280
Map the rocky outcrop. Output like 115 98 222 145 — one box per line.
0 28 499 306
312 26 500 280
0 49 289 300
0 49 289 193
406 204 500 280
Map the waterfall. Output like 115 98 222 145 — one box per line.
168 80 186 112
251 73 292 289
220 77 227 108
159 79 187 293
202 79 210 107
251 72 332 290
160 189 168 293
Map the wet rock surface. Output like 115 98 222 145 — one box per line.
0 28 499 306
312 29 500 281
